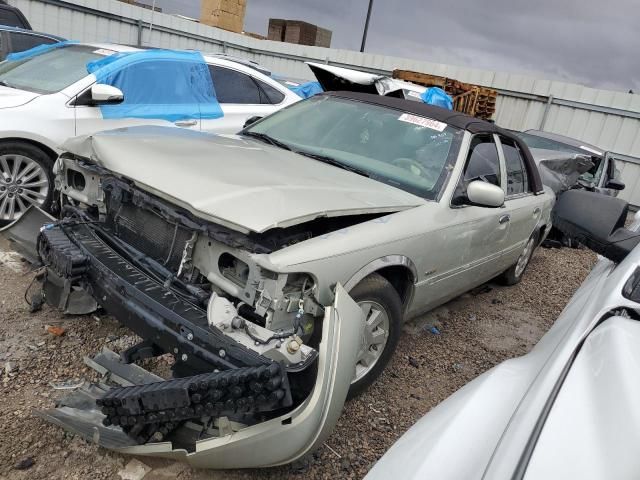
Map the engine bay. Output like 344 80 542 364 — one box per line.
37 155 349 447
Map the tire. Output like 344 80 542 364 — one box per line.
347 273 403 399
0 142 54 226
499 232 539 286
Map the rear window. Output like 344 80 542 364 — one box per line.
9 32 57 54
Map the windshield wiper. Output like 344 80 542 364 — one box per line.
0 81 11 88
242 131 292 151
295 151 372 178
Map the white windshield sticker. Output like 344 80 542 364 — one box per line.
579 145 602 155
93 49 116 56
398 113 447 132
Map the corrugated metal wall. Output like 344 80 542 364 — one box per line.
7 0 640 204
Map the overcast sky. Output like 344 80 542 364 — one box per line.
141 0 640 92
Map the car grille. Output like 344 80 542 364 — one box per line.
106 202 192 272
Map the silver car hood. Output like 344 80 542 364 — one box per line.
61 126 424 234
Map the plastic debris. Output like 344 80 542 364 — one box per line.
288 81 323 99
117 459 151 480
420 87 453 110
46 325 66 337
49 380 84 390
429 326 441 335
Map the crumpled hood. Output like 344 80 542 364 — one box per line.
0 85 40 109
61 126 424 234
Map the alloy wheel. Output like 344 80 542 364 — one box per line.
0 154 49 222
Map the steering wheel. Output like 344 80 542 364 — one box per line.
391 157 430 177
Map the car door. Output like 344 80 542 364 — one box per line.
203 64 285 134
496 135 541 269
421 134 510 308
74 57 202 136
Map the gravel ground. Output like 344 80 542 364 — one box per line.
0 238 596 480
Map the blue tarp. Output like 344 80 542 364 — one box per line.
288 81 324 99
87 50 223 122
5 40 75 62
421 87 453 110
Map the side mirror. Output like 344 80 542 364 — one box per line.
466 181 505 208
605 178 625 191
90 84 124 105
552 189 640 262
243 116 262 129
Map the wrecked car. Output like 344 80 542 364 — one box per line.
0 43 298 224
517 130 625 196
366 190 640 480
16 92 554 468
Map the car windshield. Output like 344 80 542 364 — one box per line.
244 95 463 199
516 132 605 185
0 45 108 94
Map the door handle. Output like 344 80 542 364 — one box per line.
499 214 511 225
533 207 541 216
174 119 198 127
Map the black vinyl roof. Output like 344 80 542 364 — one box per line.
323 91 545 194
325 91 506 133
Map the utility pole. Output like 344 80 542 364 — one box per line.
360 0 374 52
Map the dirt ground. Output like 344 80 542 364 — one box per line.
0 238 596 480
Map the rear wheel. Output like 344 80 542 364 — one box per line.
500 232 539 286
0 142 53 226
348 273 402 399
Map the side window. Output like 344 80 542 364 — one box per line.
463 135 501 187
208 65 261 104
256 79 285 104
0 9 24 28
500 137 529 196
9 33 57 54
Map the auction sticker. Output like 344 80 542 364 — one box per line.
93 49 116 56
398 113 447 132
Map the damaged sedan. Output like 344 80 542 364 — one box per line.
14 92 554 468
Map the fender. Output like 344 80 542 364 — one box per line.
344 255 418 293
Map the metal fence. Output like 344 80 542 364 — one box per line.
8 0 640 205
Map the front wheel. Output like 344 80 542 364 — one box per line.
500 232 539 286
0 142 54 226
348 273 402 399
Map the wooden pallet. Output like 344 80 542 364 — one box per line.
392 69 497 120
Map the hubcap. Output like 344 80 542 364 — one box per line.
515 237 535 278
352 301 390 384
0 154 48 221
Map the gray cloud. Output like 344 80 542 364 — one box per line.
140 0 640 92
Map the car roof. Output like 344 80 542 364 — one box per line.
52 43 279 80
0 24 64 40
523 129 604 155
324 91 505 133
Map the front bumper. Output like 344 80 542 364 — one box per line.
34 223 364 468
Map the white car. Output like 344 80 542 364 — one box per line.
366 190 640 480
0 42 299 224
